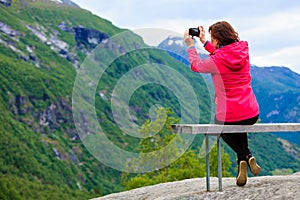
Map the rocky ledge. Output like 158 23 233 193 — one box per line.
92 172 300 200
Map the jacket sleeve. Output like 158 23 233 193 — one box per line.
187 47 218 74
204 41 216 54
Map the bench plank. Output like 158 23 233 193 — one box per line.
172 123 300 134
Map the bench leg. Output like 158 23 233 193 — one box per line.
205 134 210 191
217 136 222 191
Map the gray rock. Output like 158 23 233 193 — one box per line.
0 0 12 7
58 21 73 32
50 0 79 7
92 172 300 200
74 27 109 47
0 21 21 37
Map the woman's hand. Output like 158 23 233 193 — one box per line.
184 30 194 47
198 26 206 44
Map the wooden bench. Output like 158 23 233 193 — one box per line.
171 123 300 191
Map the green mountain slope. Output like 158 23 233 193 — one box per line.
0 0 212 198
251 66 300 145
0 0 299 199
0 1 125 198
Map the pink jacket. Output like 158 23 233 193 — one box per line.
187 41 259 122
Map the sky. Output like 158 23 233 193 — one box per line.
72 0 300 74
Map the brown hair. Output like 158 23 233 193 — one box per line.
208 21 240 46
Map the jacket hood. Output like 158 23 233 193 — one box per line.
213 41 249 71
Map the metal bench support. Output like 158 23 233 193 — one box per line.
205 134 210 191
205 134 222 191
217 135 222 191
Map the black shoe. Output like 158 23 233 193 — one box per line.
247 156 261 176
236 160 248 186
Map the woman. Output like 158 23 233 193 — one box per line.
184 21 261 186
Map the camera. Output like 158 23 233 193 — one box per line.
189 27 200 37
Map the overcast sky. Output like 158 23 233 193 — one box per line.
72 0 300 74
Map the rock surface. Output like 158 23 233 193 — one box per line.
92 172 300 200
0 0 12 7
74 27 109 47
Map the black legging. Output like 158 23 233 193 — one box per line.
215 115 259 162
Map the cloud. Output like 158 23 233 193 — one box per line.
251 45 300 74
231 7 300 73
237 8 300 49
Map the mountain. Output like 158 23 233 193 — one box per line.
251 65 300 123
158 36 208 65
0 0 78 7
158 36 300 145
52 0 79 7
0 1 299 199
0 0 212 198
0 0 126 199
251 65 300 144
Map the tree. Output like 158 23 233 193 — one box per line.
208 144 232 177
122 107 232 190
